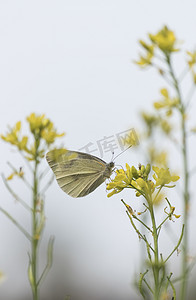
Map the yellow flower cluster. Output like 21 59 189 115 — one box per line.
135 41 154 67
141 112 159 136
154 88 179 115
135 26 179 67
1 121 28 151
148 147 168 167
149 26 179 53
26 113 64 143
1 113 65 161
187 51 196 68
107 163 151 198
187 50 196 84
152 166 179 187
141 111 172 136
107 164 179 202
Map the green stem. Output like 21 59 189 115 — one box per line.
148 197 160 300
167 54 189 300
0 207 32 241
1 174 32 212
31 138 40 300
164 224 184 264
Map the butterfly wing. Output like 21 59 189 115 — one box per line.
46 150 111 197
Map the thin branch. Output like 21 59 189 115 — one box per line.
139 270 154 297
172 256 196 284
126 211 155 253
139 270 151 298
185 83 196 110
37 236 55 286
121 199 152 233
19 151 33 173
2 174 32 212
178 66 190 82
167 273 176 300
38 166 50 181
133 214 153 233
164 224 184 264
157 215 170 236
0 207 32 241
40 174 54 194
7 161 32 190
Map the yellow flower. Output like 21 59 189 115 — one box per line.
160 119 172 134
47 149 75 163
152 166 180 187
134 40 155 68
154 88 179 112
148 147 168 167
41 125 65 145
26 113 49 134
187 50 196 68
19 136 28 150
107 164 152 198
136 178 149 194
149 26 179 53
139 40 154 54
130 178 155 198
107 165 133 197
141 112 159 137
1 121 21 145
134 51 154 67
1 114 65 162
126 163 133 180
6 168 24 181
27 113 65 144
1 121 29 151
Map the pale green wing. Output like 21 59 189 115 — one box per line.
46 150 111 197
58 172 107 197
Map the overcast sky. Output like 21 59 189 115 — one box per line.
1 1 196 299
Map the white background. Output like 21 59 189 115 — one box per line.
0 1 196 299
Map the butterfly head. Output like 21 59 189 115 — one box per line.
104 161 115 179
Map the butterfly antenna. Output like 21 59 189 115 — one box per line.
111 151 115 161
113 144 132 161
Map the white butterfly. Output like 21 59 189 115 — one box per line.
46 149 114 198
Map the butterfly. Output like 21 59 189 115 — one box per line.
46 149 114 198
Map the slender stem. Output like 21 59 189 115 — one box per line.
31 137 40 300
157 215 170 235
0 207 32 241
185 83 196 110
166 54 189 300
121 199 152 233
19 151 33 173
2 174 32 212
153 186 162 204
164 224 184 264
148 195 160 300
167 274 176 300
133 215 153 234
125 211 155 253
7 161 32 190
40 174 54 194
37 236 54 287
